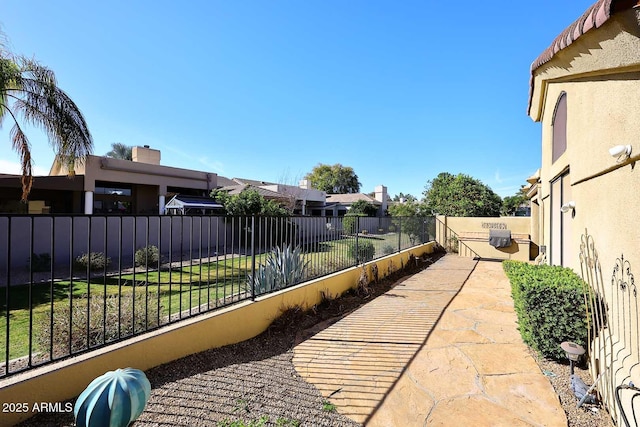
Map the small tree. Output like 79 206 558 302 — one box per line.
423 172 502 217
502 186 529 216
349 200 378 216
388 200 431 244
211 189 288 216
392 193 417 202
304 163 361 194
342 213 366 234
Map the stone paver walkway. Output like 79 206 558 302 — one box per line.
293 255 567 426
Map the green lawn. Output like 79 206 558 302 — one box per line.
0 234 418 362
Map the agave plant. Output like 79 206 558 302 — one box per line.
249 244 308 295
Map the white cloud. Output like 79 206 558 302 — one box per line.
0 159 49 176
155 144 225 174
198 156 225 174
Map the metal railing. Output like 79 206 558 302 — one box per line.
0 214 434 378
434 217 480 259
580 229 639 426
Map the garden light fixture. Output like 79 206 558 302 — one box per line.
561 341 585 375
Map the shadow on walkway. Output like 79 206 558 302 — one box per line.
293 255 567 426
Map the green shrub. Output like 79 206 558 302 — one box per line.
135 245 160 268
342 213 366 234
74 252 111 271
347 240 375 263
35 292 160 357
382 244 396 255
503 260 587 360
249 245 308 295
29 252 51 272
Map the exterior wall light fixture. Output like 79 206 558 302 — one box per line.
560 201 575 213
609 144 632 163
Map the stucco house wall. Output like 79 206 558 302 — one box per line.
50 147 217 214
529 2 640 423
530 6 640 273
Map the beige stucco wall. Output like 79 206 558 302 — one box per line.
0 243 434 427
51 155 217 196
530 9 640 425
532 12 640 275
529 10 640 122
436 216 532 261
444 216 531 235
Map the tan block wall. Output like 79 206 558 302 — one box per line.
444 216 531 235
436 216 531 261
0 243 435 427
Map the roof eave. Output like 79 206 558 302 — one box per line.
527 0 638 116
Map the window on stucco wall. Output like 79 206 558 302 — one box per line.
552 92 567 163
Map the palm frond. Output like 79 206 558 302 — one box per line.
106 142 133 160
0 34 93 200
10 121 33 201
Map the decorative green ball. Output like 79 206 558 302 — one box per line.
74 367 151 427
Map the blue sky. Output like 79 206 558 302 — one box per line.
0 0 596 199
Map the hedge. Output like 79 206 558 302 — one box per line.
503 260 588 360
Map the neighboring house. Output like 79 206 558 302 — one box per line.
0 173 84 214
2 146 379 219
326 185 388 217
218 177 328 216
46 146 217 215
528 1 640 424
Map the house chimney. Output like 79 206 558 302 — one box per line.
299 179 311 189
132 146 161 165
375 185 388 215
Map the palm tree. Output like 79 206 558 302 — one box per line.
105 142 132 160
0 34 93 201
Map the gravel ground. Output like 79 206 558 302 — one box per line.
533 352 614 427
16 311 363 427
15 253 616 427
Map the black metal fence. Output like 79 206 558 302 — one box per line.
434 217 480 259
0 214 434 378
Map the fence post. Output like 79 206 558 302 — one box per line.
398 217 402 252
250 216 256 301
5 218 11 375
355 216 360 265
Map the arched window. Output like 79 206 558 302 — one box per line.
552 92 567 163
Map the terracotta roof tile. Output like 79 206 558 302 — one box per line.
528 0 638 115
